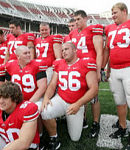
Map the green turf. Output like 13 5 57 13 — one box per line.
56 81 128 150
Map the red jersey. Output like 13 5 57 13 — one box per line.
34 35 63 67
53 58 97 103
63 35 71 43
0 41 8 64
0 101 40 147
5 59 47 100
69 24 103 59
105 20 130 69
7 33 35 60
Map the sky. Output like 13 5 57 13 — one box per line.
19 0 130 15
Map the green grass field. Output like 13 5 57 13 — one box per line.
55 82 128 150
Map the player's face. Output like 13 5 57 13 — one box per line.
19 48 31 65
68 22 77 32
9 24 18 36
74 15 86 30
40 25 50 38
62 43 76 62
0 97 16 113
112 7 125 25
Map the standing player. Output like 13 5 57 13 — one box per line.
40 42 98 149
68 10 103 137
34 22 63 83
0 30 8 65
103 2 130 146
5 46 47 110
4 19 35 63
63 18 77 43
0 81 40 150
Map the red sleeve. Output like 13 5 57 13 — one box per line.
90 24 103 36
25 33 35 42
35 59 48 72
82 57 97 73
0 64 5 76
53 34 63 44
52 59 63 73
20 101 39 122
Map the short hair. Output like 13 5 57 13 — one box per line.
63 42 76 50
9 19 21 27
16 45 28 56
0 81 23 104
0 30 4 35
112 2 128 14
40 22 50 28
68 18 75 23
74 10 87 18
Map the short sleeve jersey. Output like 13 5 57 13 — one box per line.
7 33 35 60
5 59 47 100
0 101 40 146
105 20 130 69
53 58 97 103
34 34 63 67
69 24 103 59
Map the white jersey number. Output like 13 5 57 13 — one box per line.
72 36 88 53
12 74 35 93
0 128 19 143
36 43 49 58
59 71 81 91
108 28 130 49
8 41 23 54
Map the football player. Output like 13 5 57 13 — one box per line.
0 81 39 150
103 2 130 146
68 10 103 137
63 18 77 43
34 22 63 84
0 30 8 65
4 45 47 110
4 19 35 63
40 42 98 149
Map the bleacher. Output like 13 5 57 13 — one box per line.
0 0 113 26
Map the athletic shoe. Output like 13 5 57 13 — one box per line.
124 144 130 150
48 136 61 150
112 119 119 128
109 125 127 139
89 121 100 138
83 119 89 129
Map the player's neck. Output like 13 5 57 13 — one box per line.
19 62 27 69
15 30 23 37
67 56 78 65
78 25 87 32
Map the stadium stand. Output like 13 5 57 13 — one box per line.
0 0 114 35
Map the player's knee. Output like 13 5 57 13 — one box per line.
41 108 54 120
114 93 126 105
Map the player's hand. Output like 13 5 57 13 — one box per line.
97 71 101 82
40 97 52 112
66 103 80 115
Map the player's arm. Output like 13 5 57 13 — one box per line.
102 37 110 69
41 71 58 111
93 35 103 81
3 119 37 150
53 43 62 59
29 72 47 103
67 71 98 115
3 48 9 64
27 41 35 60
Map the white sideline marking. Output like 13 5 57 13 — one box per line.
96 114 130 149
